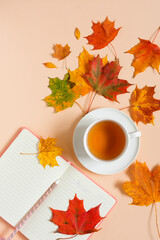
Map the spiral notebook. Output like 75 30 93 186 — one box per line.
0 128 116 240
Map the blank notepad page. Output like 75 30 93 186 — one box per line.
20 164 116 240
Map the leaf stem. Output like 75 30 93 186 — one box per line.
119 105 135 111
75 101 85 113
109 43 118 59
20 152 40 155
86 91 97 114
62 58 67 69
56 234 78 240
86 90 94 113
65 58 67 69
151 27 160 43
154 202 160 238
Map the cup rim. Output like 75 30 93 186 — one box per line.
83 119 129 163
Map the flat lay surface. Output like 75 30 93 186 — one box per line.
0 0 160 239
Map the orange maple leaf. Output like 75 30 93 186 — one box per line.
129 85 160 125
85 17 121 50
126 38 160 77
52 44 71 60
123 161 160 206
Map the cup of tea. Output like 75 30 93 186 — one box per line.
73 108 141 174
83 119 141 163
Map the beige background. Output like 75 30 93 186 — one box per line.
0 0 160 239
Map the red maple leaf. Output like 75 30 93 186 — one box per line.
83 56 132 102
50 194 104 239
85 17 121 50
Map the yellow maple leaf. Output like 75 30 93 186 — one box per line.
78 47 94 74
123 161 160 206
68 48 93 96
52 44 71 60
68 69 92 96
38 137 63 168
74 27 80 40
78 47 108 73
129 85 160 125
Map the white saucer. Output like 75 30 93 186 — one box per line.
73 108 140 175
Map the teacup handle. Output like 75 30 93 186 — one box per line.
129 131 141 138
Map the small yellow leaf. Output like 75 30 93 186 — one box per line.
38 137 63 168
74 27 80 40
43 62 57 68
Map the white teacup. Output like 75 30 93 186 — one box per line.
73 108 141 174
83 118 141 163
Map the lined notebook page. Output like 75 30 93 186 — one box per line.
0 129 69 226
20 164 116 240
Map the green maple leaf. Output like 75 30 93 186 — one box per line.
44 76 77 112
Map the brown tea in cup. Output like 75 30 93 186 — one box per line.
87 120 126 160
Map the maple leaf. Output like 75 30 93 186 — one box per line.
52 44 71 60
78 47 94 74
83 55 131 101
129 85 160 125
68 48 94 96
126 38 160 77
78 47 108 74
38 137 63 168
44 76 78 112
50 194 104 237
74 27 80 40
69 48 108 97
122 161 160 206
85 17 121 50
68 69 92 96
43 62 57 68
